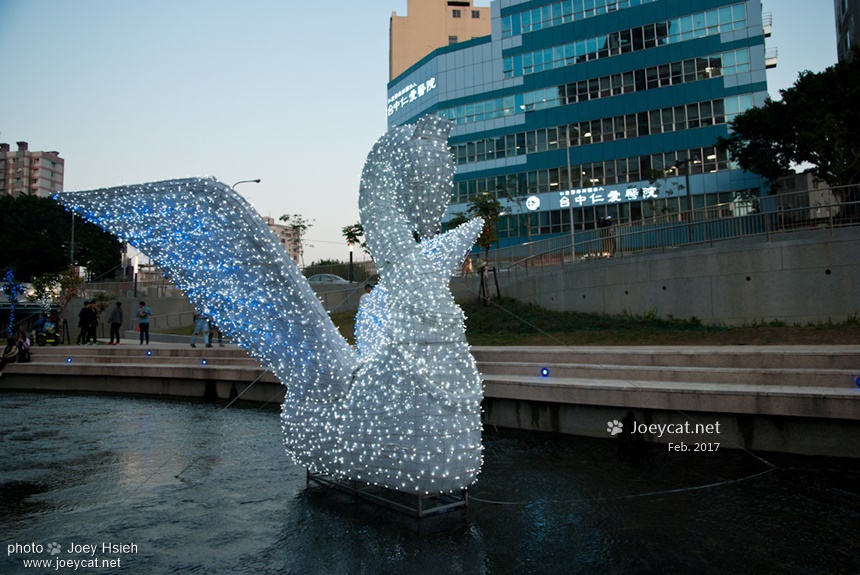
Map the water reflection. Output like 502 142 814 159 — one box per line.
0 392 858 574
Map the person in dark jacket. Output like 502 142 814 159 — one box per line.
108 302 124 345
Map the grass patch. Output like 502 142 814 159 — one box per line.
157 299 860 346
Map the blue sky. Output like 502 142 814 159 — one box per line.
0 0 837 263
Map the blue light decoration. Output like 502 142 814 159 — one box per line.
856 376 860 388
146 350 152 356
54 115 485 495
66 357 72 364
3 270 25 336
541 368 550 377
201 359 208 366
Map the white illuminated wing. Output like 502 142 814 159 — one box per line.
354 218 483 359
54 178 357 398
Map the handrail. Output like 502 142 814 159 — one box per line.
489 184 859 273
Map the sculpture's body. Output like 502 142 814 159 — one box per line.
55 116 484 494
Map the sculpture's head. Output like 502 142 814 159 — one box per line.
392 115 455 240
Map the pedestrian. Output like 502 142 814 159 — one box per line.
137 301 152 345
0 337 19 375
86 301 100 345
16 330 31 363
77 301 90 345
108 302 123 345
190 308 211 348
209 320 224 347
360 284 373 305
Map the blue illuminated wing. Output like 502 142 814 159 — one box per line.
55 178 356 397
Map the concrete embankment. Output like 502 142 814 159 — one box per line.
2 342 858 458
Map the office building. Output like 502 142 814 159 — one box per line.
390 0 491 79
834 0 859 61
387 0 773 248
0 141 65 198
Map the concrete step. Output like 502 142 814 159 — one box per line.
482 374 860 420
472 346 860 370
476 360 858 389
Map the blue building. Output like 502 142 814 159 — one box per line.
387 0 772 248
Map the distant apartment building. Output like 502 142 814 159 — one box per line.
390 0 491 80
834 0 859 61
263 216 301 265
0 141 65 197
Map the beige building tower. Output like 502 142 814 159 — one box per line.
390 0 491 80
0 141 65 198
262 216 302 266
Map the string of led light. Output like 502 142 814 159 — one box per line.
55 115 485 495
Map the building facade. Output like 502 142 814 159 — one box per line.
390 0 492 80
834 0 859 61
263 216 302 265
0 141 65 198
387 0 772 248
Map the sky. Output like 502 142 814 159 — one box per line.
0 0 838 264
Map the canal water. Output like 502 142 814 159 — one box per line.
1 392 858 574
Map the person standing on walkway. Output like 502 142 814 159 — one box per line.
0 337 19 374
208 320 224 347
86 301 100 345
77 301 90 345
108 302 124 345
137 301 152 345
190 308 211 348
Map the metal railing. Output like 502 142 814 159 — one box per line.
484 185 859 276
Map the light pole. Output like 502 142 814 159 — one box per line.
348 242 354 283
232 178 261 189
672 158 699 216
565 133 575 262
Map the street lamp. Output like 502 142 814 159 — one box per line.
232 178 261 189
672 158 700 215
565 135 575 262
348 242 354 283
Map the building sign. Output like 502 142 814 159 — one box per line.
387 77 437 117
525 195 541 211
558 184 667 209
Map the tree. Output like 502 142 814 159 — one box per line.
717 47 860 209
278 213 314 267
341 222 368 256
467 191 503 265
0 195 121 281
28 267 82 336
446 212 470 230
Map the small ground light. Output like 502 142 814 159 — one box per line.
201 359 208 366
856 376 860 388
146 350 152 356
541 368 550 377
66 357 72 363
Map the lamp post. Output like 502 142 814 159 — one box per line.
565 133 575 262
673 157 700 243
232 178 261 189
672 158 699 216
348 242 354 283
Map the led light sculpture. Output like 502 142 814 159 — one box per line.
54 116 484 494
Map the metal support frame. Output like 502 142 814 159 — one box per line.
306 470 468 518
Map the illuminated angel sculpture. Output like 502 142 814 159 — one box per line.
55 115 485 494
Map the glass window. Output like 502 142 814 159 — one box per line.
472 10 480 18
452 9 461 18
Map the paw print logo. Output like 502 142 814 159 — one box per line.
47 542 61 555
607 420 623 436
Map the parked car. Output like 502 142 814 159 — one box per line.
306 274 351 285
